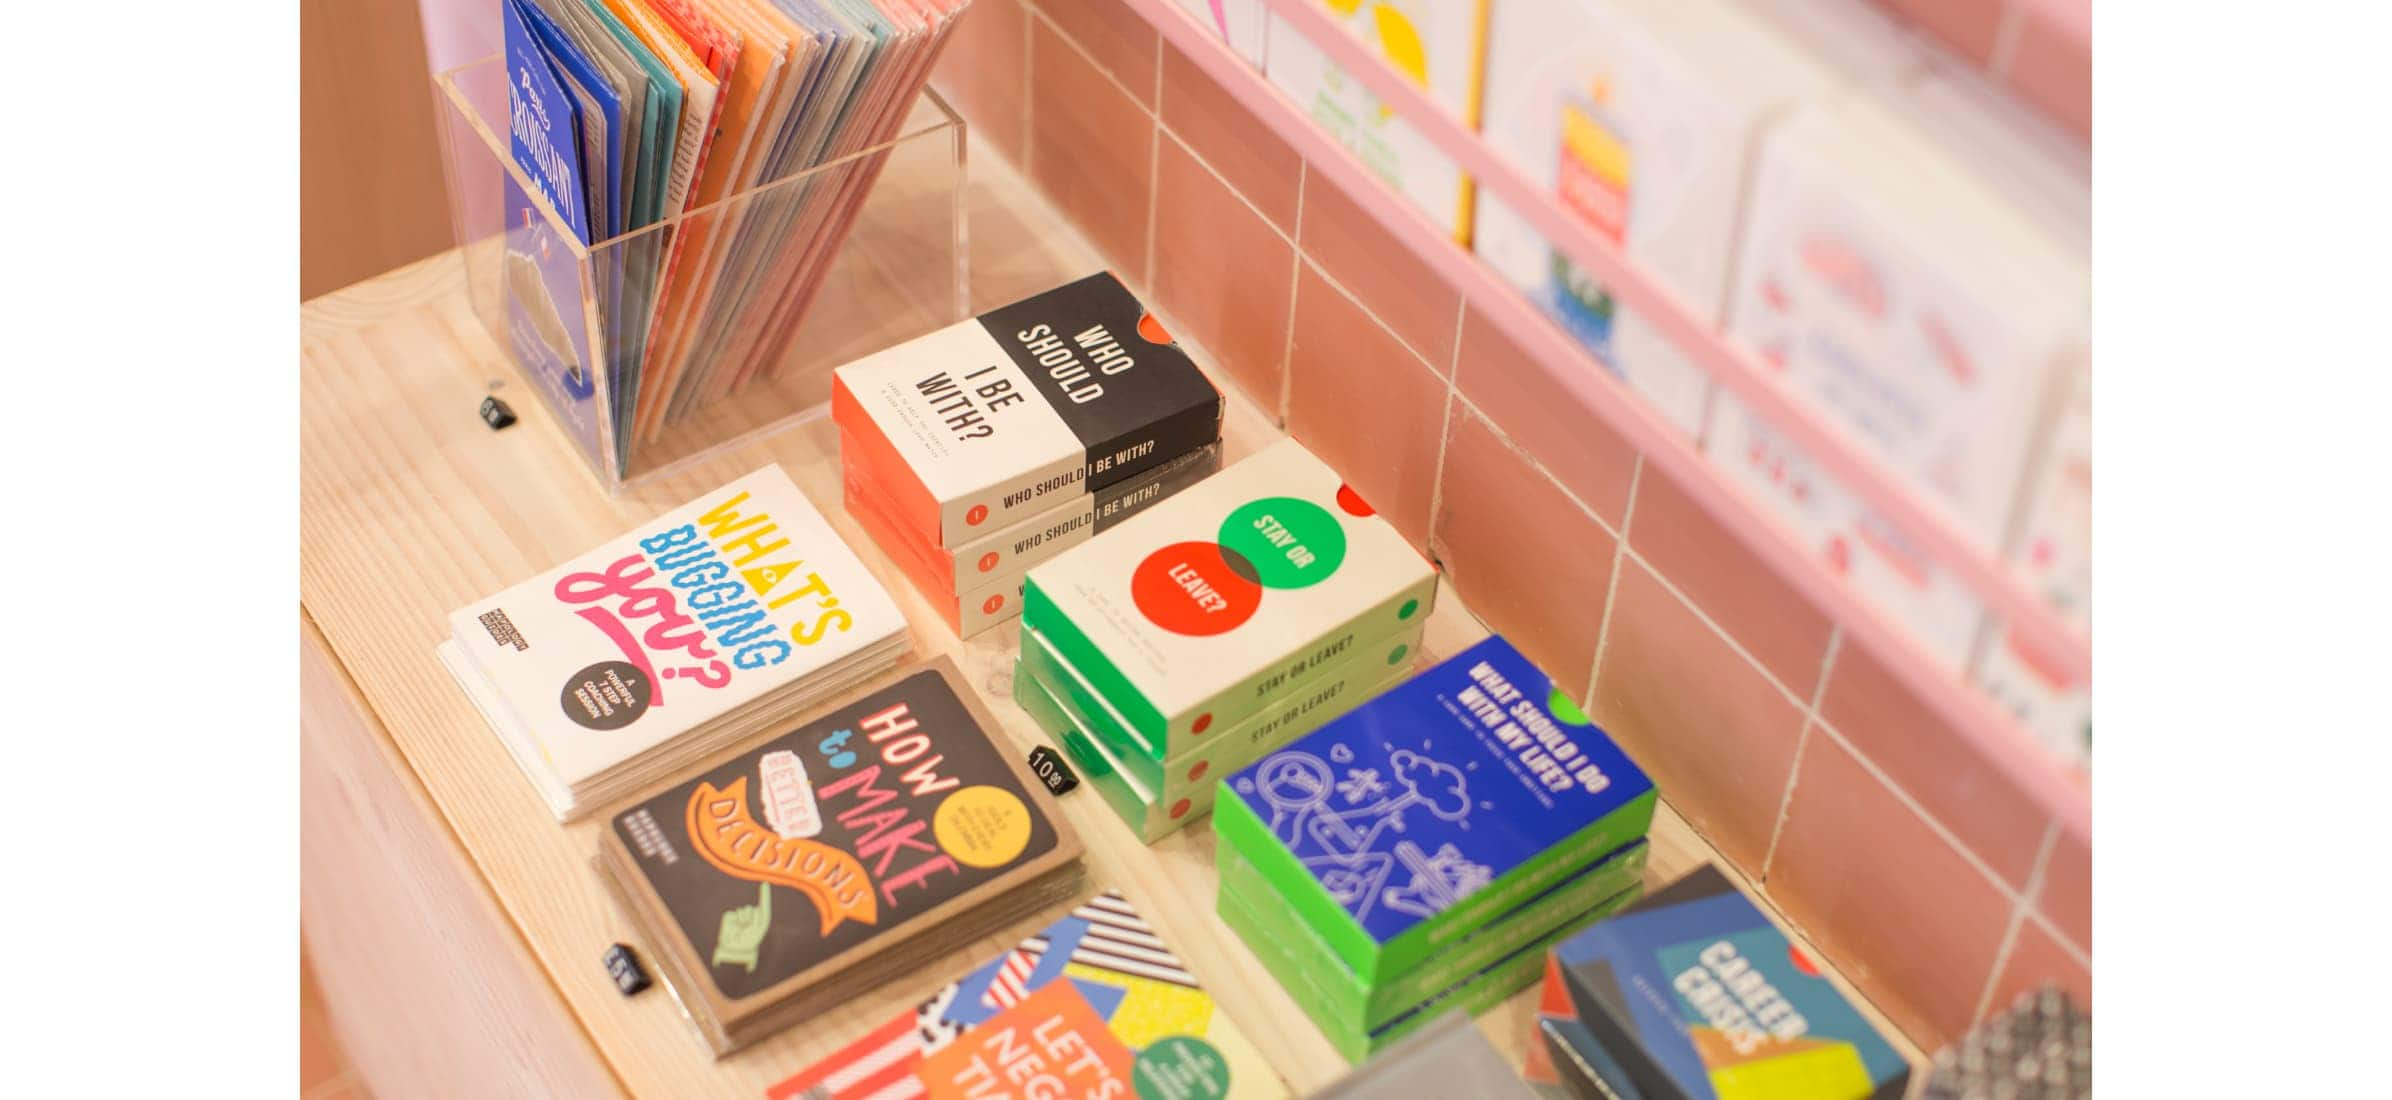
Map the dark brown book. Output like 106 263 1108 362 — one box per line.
595 657 1084 1053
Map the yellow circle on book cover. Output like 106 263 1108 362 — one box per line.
933 786 1034 868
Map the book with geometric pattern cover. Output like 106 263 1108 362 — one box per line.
767 890 1288 1100
1552 866 1909 1100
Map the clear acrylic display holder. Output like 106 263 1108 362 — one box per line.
433 56 968 492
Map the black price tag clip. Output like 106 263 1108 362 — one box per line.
1028 744 1080 796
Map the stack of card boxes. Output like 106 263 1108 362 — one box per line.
1537 865 1911 1100
833 272 1224 637
1012 438 1440 842
1212 635 1660 1061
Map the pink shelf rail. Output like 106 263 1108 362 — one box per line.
1118 0 2091 841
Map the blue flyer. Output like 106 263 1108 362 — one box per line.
512 0 620 239
501 0 605 462
503 0 588 242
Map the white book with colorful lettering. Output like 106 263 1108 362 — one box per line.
440 465 909 819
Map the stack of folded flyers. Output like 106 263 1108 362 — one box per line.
594 659 1085 1055
1213 636 1660 1062
767 888 1290 1099
1533 865 1912 1100
439 465 909 820
833 272 1224 637
1011 438 1441 841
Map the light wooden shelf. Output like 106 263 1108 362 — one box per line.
298 144 1925 1097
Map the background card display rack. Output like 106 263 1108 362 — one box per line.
1113 0 2091 843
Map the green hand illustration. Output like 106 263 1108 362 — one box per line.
711 883 773 972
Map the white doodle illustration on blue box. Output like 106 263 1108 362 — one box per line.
1223 635 1657 943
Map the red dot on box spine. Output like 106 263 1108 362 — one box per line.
1188 761 1208 781
1137 312 1173 345
977 552 998 573
1169 798 1190 819
1335 484 1375 517
967 504 988 526
982 594 1004 614
1192 713 1212 734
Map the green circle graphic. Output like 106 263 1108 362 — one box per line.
1217 497 1347 590
1548 686 1593 726
1133 1035 1230 1100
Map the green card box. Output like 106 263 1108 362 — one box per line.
1023 438 1440 760
1220 866 1644 1063
1020 619 1424 805
1218 838 1649 1030
1014 653 1410 842
1212 636 1660 988
1012 666 1165 841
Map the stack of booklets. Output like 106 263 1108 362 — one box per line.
440 465 909 820
1009 437 1441 842
594 659 1085 1055
766 889 1290 1099
1531 865 1911 1100
500 0 975 477
1212 635 1660 1062
833 272 1226 637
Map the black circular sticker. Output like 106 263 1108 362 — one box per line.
561 661 653 730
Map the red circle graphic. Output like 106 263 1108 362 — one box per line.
1130 542 1261 636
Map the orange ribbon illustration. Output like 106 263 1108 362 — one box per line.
685 778 880 934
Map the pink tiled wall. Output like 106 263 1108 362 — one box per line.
932 0 2089 1051
1879 0 2092 136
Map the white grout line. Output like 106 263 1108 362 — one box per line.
1143 113 1162 287
1295 253 1430 371
1620 543 1813 711
1810 716 2035 908
1020 14 1039 178
1762 627 1842 881
1585 455 1643 702
1450 394 1621 541
1988 1 2031 77
1144 25 1164 288
1029 9 1158 118
2023 906 2091 970
1424 388 1459 562
1969 819 2062 1026
1421 299 1469 549
1016 1 1034 163
1156 120 1295 247
1275 162 1306 423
